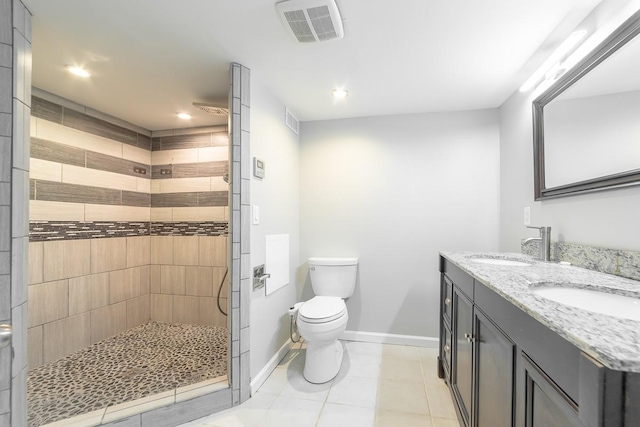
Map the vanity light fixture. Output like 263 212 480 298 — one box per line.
520 29 588 92
177 113 192 120
332 88 348 99
67 66 90 78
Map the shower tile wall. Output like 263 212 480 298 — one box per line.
149 126 230 330
26 93 230 369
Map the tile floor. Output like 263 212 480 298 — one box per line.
180 341 460 427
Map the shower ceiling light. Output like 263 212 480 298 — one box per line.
332 89 348 99
177 113 192 120
67 66 90 77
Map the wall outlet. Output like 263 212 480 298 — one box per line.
524 207 531 226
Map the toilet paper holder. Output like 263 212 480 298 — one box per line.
253 264 271 291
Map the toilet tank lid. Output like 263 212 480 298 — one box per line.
308 257 358 266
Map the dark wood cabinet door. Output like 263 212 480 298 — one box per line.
453 288 474 426
474 310 515 427
522 353 581 427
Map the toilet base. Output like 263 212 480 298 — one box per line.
303 339 344 384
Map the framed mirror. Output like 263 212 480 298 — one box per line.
532 9 640 200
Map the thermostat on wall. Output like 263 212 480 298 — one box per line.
253 157 265 179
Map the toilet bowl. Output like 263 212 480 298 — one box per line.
296 296 349 383
294 257 358 384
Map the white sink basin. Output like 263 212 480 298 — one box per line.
531 285 640 321
469 258 532 267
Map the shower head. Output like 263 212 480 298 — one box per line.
193 102 229 116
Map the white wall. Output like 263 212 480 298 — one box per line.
499 2 640 253
300 110 500 339
249 77 300 378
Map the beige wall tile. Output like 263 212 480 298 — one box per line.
126 295 150 329
136 177 151 193
91 237 127 273
211 176 228 191
28 326 43 370
199 236 227 267
127 236 150 268
28 280 69 327
150 180 161 194
30 158 62 182
151 236 173 265
90 302 127 344
173 295 199 325
69 272 110 315
198 146 228 162
109 267 141 304
213 267 228 299
122 144 151 165
198 297 227 328
174 236 199 266
159 177 210 193
85 205 150 222
36 118 123 158
150 207 172 221
150 294 172 323
185 266 213 297
30 200 85 221
42 241 64 282
28 242 43 285
43 312 91 364
160 265 185 295
150 265 161 293
172 207 226 222
140 265 150 295
151 148 198 165
62 164 138 192
63 240 91 279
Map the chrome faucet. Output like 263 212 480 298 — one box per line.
524 226 551 261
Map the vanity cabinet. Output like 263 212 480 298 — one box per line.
441 260 515 427
438 256 637 427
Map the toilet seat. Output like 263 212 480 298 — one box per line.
298 296 346 324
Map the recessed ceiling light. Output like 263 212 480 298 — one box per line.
332 89 348 99
67 66 90 78
177 113 192 120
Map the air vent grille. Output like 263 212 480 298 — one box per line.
276 0 344 43
285 108 299 135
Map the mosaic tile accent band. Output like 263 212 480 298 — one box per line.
29 221 229 241
521 240 640 282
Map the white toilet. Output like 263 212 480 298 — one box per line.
296 257 358 384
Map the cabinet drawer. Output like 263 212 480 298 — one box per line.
442 276 453 326
442 258 474 299
441 325 452 380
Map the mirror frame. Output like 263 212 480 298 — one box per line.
532 9 640 200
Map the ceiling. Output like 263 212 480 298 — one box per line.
24 0 602 131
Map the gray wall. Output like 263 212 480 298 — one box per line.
498 4 640 254
249 76 300 379
300 110 500 339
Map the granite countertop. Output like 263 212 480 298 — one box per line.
440 251 640 373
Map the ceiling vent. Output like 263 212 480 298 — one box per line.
276 0 344 43
285 108 299 134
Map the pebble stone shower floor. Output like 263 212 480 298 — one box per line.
27 322 229 426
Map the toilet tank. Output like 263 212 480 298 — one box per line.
308 257 358 298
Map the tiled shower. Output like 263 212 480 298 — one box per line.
25 93 231 425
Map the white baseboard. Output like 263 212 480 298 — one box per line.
250 338 293 396
341 330 438 347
